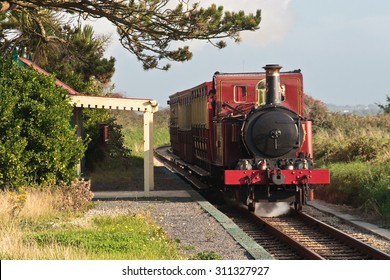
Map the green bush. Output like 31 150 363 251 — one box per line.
82 109 133 172
0 57 86 188
314 129 390 163
316 162 390 218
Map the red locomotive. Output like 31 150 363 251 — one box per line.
168 64 330 212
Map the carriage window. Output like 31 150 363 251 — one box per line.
234 85 247 102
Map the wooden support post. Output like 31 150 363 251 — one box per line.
73 107 84 176
143 110 154 194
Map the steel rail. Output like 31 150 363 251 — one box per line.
235 207 324 259
296 211 390 260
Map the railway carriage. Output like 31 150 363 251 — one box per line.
168 64 330 212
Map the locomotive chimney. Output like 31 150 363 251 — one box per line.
263 64 282 105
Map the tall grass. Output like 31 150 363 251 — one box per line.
113 109 170 158
122 127 170 157
0 188 185 259
0 187 59 226
314 127 390 163
316 162 390 219
0 188 87 259
313 113 390 220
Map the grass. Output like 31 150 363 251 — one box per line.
315 162 390 220
113 109 170 158
0 188 184 259
26 214 184 260
122 127 170 157
0 188 86 259
0 188 222 260
311 112 390 220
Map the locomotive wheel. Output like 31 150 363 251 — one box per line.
294 201 302 211
246 186 256 212
248 201 255 212
234 185 255 211
294 187 303 211
234 188 241 203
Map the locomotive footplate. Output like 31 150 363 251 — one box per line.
224 169 330 186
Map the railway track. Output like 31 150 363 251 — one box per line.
155 146 390 260
220 206 304 259
222 206 390 259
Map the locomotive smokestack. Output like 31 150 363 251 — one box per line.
263 64 282 105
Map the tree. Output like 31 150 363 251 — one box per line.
42 24 116 93
304 95 330 130
0 57 86 188
0 6 66 64
37 24 129 173
0 0 261 70
65 25 115 85
378 95 390 114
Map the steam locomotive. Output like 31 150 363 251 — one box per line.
168 64 330 212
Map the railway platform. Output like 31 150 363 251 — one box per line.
92 158 198 201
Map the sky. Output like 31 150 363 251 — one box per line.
90 0 390 108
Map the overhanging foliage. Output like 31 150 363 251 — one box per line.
0 0 261 70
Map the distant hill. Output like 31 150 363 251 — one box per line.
326 103 381 116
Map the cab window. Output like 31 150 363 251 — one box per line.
256 79 286 105
234 85 247 103
256 79 266 105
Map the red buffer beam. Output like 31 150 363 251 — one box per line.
224 169 330 185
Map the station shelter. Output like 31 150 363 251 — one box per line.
16 56 158 194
